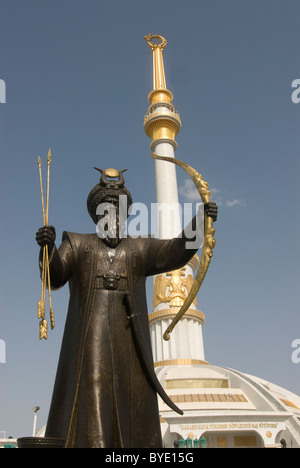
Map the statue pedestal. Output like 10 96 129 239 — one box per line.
17 437 65 448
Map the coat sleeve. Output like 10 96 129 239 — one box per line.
39 235 74 289
144 212 202 277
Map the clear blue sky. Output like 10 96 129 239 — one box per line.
0 0 299 438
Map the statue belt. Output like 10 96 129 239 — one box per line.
94 272 128 291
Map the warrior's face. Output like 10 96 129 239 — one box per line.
96 194 125 248
87 168 132 247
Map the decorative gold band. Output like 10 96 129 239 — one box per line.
149 308 205 325
154 359 209 368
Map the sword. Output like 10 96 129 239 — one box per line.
124 292 183 415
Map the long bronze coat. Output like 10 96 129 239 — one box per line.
43 231 197 448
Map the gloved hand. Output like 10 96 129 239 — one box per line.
35 226 56 248
204 202 218 222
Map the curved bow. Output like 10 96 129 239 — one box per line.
151 153 216 341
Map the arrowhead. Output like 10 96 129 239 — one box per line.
47 148 52 163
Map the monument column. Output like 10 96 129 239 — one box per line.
144 34 207 366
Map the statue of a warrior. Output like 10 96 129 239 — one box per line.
35 167 217 448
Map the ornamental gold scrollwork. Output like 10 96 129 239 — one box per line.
151 153 216 341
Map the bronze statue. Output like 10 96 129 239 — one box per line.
35 167 217 448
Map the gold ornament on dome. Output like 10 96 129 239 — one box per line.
153 268 197 309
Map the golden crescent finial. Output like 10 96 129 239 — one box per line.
144 34 167 51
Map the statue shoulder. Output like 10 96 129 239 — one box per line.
62 231 98 251
125 235 152 252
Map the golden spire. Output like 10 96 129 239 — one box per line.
144 34 167 90
144 34 181 149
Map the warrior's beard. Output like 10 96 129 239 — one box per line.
103 236 121 248
97 210 124 248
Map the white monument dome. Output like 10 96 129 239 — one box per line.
153 362 300 448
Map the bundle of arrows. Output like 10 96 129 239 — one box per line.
37 149 55 340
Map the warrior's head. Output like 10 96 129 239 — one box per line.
87 167 133 247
